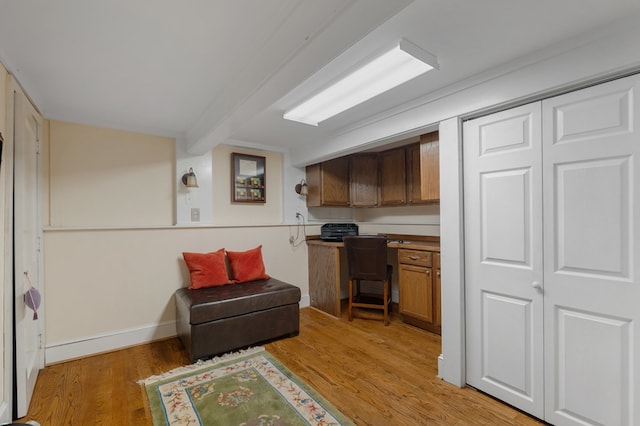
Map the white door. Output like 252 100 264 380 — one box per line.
0 131 12 423
13 91 44 417
542 75 640 425
464 73 640 425
463 103 545 418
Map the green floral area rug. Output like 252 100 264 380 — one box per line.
139 346 355 426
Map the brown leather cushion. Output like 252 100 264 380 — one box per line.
175 278 301 325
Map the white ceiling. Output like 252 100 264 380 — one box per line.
2 0 640 162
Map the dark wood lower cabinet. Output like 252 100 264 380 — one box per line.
398 248 441 334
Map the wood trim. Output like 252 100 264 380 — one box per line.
381 234 440 243
307 234 440 243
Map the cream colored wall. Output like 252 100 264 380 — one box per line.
43 225 309 347
48 121 175 227
212 145 283 225
43 122 310 362
41 93 436 363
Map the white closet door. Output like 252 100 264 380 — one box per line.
463 102 545 418
14 91 44 417
542 75 640 426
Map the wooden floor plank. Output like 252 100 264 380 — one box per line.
18 307 544 425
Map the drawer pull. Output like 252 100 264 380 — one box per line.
409 256 419 260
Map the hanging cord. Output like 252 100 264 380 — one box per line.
24 271 41 320
288 213 307 247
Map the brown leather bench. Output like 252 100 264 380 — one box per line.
175 278 301 362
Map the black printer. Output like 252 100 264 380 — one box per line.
320 223 359 242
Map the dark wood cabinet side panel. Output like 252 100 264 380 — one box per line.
308 244 341 317
306 163 321 207
434 253 441 328
407 143 427 205
420 136 440 202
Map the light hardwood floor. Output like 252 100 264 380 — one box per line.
18 307 545 425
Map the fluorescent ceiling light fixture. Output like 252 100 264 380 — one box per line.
283 39 438 126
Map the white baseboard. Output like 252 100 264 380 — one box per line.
300 294 310 308
45 321 177 364
46 295 311 364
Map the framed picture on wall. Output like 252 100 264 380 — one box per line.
231 153 266 203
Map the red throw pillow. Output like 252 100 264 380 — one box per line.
226 245 270 283
183 249 233 289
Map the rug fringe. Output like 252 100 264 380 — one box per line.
137 346 265 385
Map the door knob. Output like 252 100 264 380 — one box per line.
531 281 543 290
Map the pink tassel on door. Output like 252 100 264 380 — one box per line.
24 272 41 321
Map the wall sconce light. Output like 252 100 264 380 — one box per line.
295 179 308 196
181 167 199 188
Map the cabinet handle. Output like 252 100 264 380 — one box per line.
409 256 419 260
426 270 431 275
437 271 441 277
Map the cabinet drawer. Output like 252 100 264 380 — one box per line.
398 249 432 267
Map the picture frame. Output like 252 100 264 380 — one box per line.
231 153 266 203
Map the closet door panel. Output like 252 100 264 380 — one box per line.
543 74 640 426
556 308 631 426
464 102 544 418
555 158 630 277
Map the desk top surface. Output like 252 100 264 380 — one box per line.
306 237 440 252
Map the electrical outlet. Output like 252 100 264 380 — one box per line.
190 208 200 222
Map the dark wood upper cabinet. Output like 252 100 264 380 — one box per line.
407 130 440 204
306 130 439 207
406 143 425 205
420 131 440 202
350 154 379 207
379 147 406 206
306 157 349 207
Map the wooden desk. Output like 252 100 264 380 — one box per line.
306 235 441 333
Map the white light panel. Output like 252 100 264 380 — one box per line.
283 39 438 126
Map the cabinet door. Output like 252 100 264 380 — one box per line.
399 263 434 323
350 154 378 207
306 158 349 207
380 147 406 205
420 133 440 202
321 157 349 206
